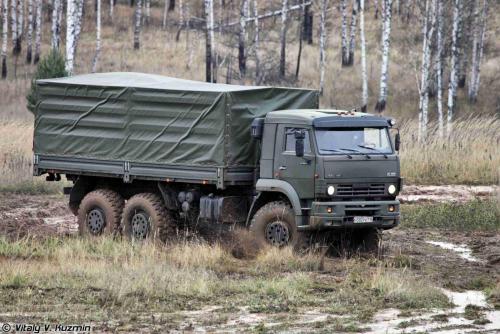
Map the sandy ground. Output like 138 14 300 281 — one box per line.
0 187 498 333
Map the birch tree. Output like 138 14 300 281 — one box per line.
66 0 77 75
175 0 184 40
33 0 41 63
11 0 19 55
434 0 444 137
340 0 349 66
447 0 462 135
238 0 248 77
51 0 60 50
375 0 393 113
319 0 327 94
133 0 142 49
145 0 151 25
16 0 22 52
92 0 101 72
279 0 288 78
162 0 168 29
26 0 33 63
468 0 488 102
347 0 359 66
253 0 260 83
110 0 114 21
1 0 7 78
205 0 214 82
417 0 436 142
359 0 368 111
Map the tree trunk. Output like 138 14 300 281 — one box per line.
374 0 379 19
468 0 488 102
133 0 142 49
145 0 150 25
163 0 168 29
204 0 214 82
375 0 393 113
11 0 18 55
109 0 114 21
340 0 349 66
175 0 184 40
447 0 462 136
435 0 443 138
295 0 305 79
238 0 247 77
417 0 436 142
302 3 312 44
51 0 60 50
17 0 22 50
253 0 259 84
347 0 359 66
66 0 77 75
1 0 7 78
279 0 288 78
360 0 368 111
92 0 101 72
26 0 33 63
319 0 327 95
33 0 41 63
168 0 175 11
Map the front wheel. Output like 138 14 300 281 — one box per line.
250 201 299 248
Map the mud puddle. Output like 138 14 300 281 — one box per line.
364 289 500 334
426 241 485 263
400 185 498 204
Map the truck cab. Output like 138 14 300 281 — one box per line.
249 109 401 248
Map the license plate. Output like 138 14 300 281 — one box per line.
353 216 374 223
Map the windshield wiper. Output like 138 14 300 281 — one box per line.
357 145 388 159
320 148 352 159
339 148 371 159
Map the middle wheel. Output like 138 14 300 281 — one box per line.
122 193 176 242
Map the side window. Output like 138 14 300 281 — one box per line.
285 128 311 153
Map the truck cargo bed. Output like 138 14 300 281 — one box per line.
33 73 318 188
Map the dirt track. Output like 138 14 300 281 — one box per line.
0 187 498 333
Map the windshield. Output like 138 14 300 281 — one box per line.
315 127 393 155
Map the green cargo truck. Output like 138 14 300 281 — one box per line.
33 72 401 249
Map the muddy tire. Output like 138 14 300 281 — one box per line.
250 201 300 248
78 189 124 236
122 193 176 242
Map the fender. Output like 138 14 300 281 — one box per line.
251 179 304 227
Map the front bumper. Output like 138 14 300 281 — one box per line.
299 200 400 230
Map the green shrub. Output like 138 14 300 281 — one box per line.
26 50 67 113
401 200 500 231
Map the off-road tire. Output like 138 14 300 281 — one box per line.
250 201 300 248
78 189 124 236
122 193 176 242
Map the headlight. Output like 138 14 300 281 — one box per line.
388 184 397 194
327 185 335 196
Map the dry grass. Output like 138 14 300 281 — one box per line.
0 235 449 326
400 117 500 185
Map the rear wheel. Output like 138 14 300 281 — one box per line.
78 189 124 236
122 193 176 242
250 201 299 248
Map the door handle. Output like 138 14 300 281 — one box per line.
279 166 287 170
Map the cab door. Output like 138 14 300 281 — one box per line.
274 125 316 199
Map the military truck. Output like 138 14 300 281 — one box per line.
33 73 401 249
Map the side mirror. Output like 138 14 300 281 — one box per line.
294 130 305 157
395 133 401 151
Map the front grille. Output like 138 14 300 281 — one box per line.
336 184 385 197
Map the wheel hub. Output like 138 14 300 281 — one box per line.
131 211 150 239
265 221 290 246
87 208 106 235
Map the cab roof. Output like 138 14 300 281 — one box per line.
265 109 392 128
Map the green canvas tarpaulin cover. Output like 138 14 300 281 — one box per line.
34 72 319 167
